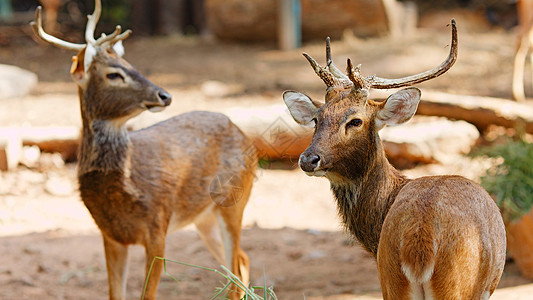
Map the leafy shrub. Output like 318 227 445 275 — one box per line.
476 139 533 222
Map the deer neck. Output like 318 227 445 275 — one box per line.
329 143 409 257
77 90 132 176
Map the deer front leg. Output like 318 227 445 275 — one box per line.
103 235 129 300
141 238 166 300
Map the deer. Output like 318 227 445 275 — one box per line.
30 0 256 299
283 20 506 299
513 0 533 102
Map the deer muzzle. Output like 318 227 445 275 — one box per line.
146 90 172 112
299 152 326 176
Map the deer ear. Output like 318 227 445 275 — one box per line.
283 91 322 127
70 49 89 86
376 87 421 129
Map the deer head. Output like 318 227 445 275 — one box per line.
30 0 171 123
284 20 457 181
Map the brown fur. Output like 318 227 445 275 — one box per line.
30 4 256 298
78 110 255 300
56 45 256 300
76 52 256 300
288 86 506 299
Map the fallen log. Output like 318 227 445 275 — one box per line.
371 89 533 134
223 105 480 164
14 90 526 165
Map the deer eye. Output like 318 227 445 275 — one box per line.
106 73 124 80
346 118 363 129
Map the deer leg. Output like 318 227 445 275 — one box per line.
103 235 129 300
217 208 249 300
141 237 166 300
196 206 248 299
194 207 225 264
513 35 529 101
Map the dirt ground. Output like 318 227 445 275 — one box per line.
1 13 533 299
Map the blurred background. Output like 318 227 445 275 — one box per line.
1 0 533 299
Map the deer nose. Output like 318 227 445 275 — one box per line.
158 91 172 106
299 153 320 172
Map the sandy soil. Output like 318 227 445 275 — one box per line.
1 15 533 299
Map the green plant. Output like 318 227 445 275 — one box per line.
143 257 278 300
476 138 533 222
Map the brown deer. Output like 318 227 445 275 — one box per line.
513 0 533 101
283 20 506 299
30 1 256 299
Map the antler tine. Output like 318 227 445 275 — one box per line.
369 19 458 89
95 25 132 46
85 0 102 44
325 37 350 81
303 52 338 88
30 6 86 51
346 58 368 89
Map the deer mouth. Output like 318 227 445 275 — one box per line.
145 104 165 112
305 169 327 177
143 101 167 112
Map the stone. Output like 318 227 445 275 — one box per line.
0 64 38 100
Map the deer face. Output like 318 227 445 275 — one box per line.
30 0 171 124
74 48 171 122
283 25 456 180
285 88 421 180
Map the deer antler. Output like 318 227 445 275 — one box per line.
30 0 131 51
85 0 131 47
84 0 101 44
367 19 458 89
305 20 458 92
30 6 86 51
303 37 353 90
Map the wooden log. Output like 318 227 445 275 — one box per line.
371 89 533 134
223 105 480 164
205 0 391 42
223 105 312 160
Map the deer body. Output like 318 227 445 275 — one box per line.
31 1 255 299
284 21 506 299
79 111 255 299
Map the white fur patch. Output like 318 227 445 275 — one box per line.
423 281 435 300
84 44 97 73
113 40 125 57
148 106 165 113
481 291 490 300
401 238 436 284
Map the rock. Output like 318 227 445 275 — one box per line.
45 175 74 197
200 80 243 98
20 146 41 168
0 64 38 100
